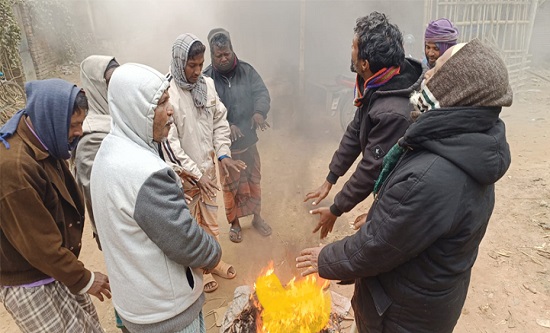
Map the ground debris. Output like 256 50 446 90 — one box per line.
536 319 550 328
522 283 537 294
507 310 517 328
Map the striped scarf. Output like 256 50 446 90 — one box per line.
171 33 208 108
354 66 401 107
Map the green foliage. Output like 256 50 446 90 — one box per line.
0 0 22 69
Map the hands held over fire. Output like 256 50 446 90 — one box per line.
304 180 332 206
220 157 247 179
305 181 337 238
296 245 325 277
252 113 270 131
230 125 244 142
309 207 337 239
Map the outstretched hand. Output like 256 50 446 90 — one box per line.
296 245 325 277
220 158 247 179
309 207 337 239
304 180 333 206
252 113 270 131
230 125 244 142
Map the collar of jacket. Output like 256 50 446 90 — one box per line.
17 117 50 161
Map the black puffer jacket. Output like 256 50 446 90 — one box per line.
204 60 270 151
319 106 511 332
327 58 423 216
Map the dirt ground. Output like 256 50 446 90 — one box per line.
1 66 549 333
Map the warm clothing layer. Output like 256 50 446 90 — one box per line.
171 33 208 108
74 55 116 235
319 106 511 332
164 76 231 180
0 118 90 293
327 58 424 216
425 38 513 109
91 63 221 331
204 59 270 150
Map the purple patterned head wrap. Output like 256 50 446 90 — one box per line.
424 18 459 66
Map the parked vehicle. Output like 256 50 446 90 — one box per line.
310 74 356 131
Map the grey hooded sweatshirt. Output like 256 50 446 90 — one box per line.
91 63 221 332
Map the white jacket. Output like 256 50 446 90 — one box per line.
163 77 231 179
90 63 221 332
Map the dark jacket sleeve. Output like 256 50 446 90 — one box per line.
327 109 362 184
249 67 270 118
318 155 461 280
134 168 221 270
331 109 411 216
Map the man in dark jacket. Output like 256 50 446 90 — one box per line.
304 12 423 238
204 28 272 243
297 39 512 332
0 79 111 332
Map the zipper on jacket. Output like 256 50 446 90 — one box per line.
222 75 232 88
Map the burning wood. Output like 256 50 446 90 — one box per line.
220 263 352 333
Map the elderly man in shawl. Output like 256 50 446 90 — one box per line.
162 33 245 293
424 18 459 68
0 79 111 332
204 28 272 244
298 39 512 332
74 55 119 249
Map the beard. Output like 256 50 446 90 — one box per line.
350 59 356 73
216 55 236 74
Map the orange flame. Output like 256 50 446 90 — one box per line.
254 261 331 333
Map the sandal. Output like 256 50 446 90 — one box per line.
203 273 218 293
252 217 272 237
212 261 237 280
229 226 242 243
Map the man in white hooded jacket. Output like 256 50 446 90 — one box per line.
91 63 221 333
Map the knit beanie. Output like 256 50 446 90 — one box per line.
420 38 513 109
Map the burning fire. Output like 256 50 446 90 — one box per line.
254 262 331 333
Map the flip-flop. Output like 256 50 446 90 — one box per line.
252 217 272 237
203 273 218 293
229 226 242 243
212 261 237 280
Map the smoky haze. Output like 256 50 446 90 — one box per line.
83 0 425 83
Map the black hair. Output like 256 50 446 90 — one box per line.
354 12 405 73
73 91 88 115
210 33 232 51
188 41 206 59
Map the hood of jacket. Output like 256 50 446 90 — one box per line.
403 106 511 185
107 63 170 154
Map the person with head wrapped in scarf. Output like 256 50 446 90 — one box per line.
0 79 111 332
298 39 512 332
161 33 245 294
424 18 459 69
